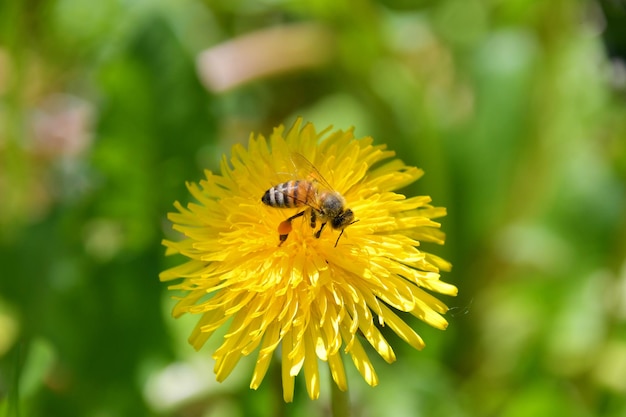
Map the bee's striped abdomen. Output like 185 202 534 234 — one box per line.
262 180 315 208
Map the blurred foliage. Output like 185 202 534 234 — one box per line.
1 0 626 416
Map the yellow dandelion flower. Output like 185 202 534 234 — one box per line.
160 118 458 402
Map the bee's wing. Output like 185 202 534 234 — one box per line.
290 152 335 192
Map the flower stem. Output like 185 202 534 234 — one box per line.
330 378 350 417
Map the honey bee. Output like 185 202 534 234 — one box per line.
261 154 356 247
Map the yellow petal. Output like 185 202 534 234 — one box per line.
303 327 320 400
343 332 378 387
250 321 280 390
327 350 348 392
378 304 425 351
281 331 296 403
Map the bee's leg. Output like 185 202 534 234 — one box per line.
286 210 306 223
277 210 305 246
310 209 317 229
314 222 327 239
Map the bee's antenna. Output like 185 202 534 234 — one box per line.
334 219 359 247
334 230 345 248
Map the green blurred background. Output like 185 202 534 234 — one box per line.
1 0 626 416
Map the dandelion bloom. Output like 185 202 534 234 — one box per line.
160 119 457 402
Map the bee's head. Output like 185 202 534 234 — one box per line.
331 208 355 230
332 209 358 247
